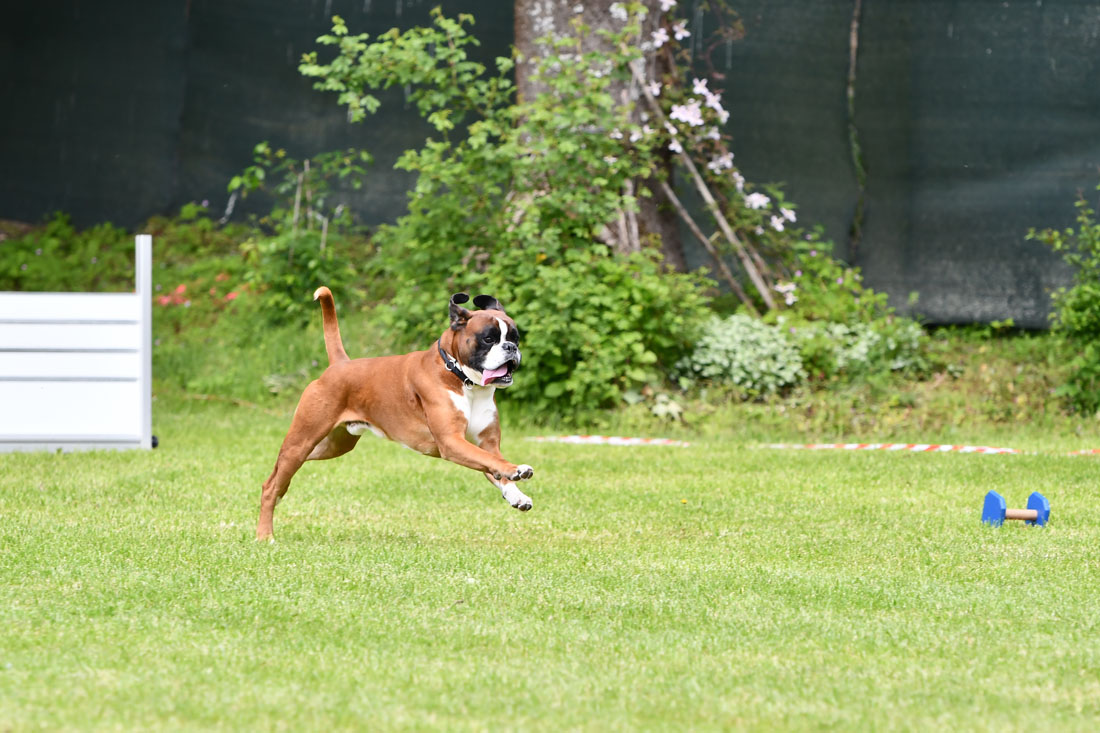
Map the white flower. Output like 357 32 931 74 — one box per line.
770 215 785 232
651 27 669 48
692 77 709 95
755 226 765 235
669 139 683 153
610 3 628 22
732 171 745 192
630 125 655 143
703 90 724 114
646 80 661 97
773 281 798 306
744 192 770 209
673 21 690 40
781 207 797 222
669 100 704 127
604 155 618 164
609 129 623 140
660 0 676 11
573 3 583 13
703 89 730 124
706 152 734 172
703 126 720 140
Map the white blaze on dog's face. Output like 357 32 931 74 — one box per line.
450 294 521 388
466 315 521 387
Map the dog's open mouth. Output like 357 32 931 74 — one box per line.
481 360 517 386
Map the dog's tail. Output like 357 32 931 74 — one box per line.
313 286 350 365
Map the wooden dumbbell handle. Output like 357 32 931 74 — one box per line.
1005 508 1039 521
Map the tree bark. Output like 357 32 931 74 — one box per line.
513 0 687 270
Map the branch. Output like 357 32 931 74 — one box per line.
656 177 758 315
630 60 778 311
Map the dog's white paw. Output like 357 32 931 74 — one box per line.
500 481 533 512
509 464 534 481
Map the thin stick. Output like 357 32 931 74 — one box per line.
303 159 313 231
657 177 758 315
624 178 640 253
292 172 303 233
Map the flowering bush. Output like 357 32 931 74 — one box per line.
675 314 804 397
294 3 932 413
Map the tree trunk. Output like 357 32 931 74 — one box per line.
513 0 687 270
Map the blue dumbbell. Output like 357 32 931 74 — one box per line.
981 490 1051 527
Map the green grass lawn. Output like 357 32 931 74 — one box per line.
2 396 1100 730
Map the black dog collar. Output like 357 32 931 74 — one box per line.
438 340 476 387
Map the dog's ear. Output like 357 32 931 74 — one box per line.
449 293 471 330
473 294 504 312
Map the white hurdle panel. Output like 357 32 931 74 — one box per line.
0 235 153 452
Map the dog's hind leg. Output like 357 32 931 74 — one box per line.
307 425 361 461
256 383 343 541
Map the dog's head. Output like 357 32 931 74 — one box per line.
448 293 521 387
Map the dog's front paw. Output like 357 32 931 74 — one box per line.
509 464 534 481
500 482 533 512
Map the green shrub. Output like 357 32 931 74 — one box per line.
766 233 932 381
779 232 893 323
0 212 132 292
1028 182 1100 413
297 8 713 418
239 231 365 325
227 143 372 324
792 319 930 381
488 246 710 417
676 314 804 397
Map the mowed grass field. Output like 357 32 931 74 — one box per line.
2 397 1100 731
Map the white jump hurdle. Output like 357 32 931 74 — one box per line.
0 235 153 452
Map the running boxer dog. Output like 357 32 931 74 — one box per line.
256 288 533 540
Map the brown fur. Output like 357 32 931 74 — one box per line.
256 288 531 540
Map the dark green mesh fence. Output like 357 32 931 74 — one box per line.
3 0 1099 325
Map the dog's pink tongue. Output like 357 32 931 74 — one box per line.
481 366 509 385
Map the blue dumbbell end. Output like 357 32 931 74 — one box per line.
1026 492 1050 526
982 490 1007 526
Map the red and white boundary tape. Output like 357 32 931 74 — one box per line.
768 443 1100 457
767 442 1021 455
529 435 690 447
527 437 1100 455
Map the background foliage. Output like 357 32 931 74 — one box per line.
299 8 714 417
1029 182 1100 414
0 7 1090 425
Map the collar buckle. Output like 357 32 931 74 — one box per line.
438 340 475 387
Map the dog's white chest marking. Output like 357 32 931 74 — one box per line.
448 387 497 446
346 421 386 440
